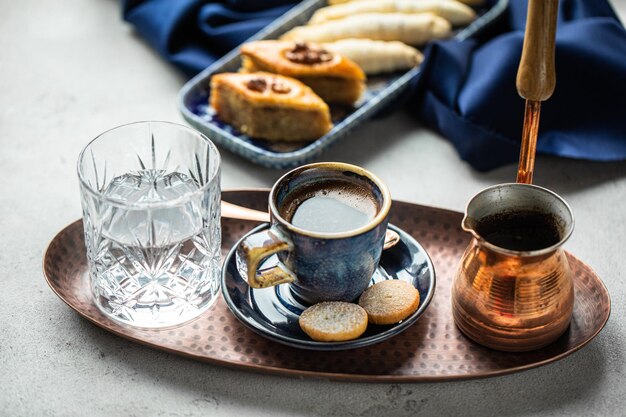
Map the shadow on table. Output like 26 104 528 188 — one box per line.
205 111 423 183
286 111 626 196
210 111 421 178
309 112 421 168
77 311 619 417
470 156 626 195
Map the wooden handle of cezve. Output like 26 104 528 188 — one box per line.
516 0 559 101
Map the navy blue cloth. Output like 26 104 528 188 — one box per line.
416 0 626 170
122 0 626 171
123 0 297 75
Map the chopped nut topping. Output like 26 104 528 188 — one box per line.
246 77 291 94
271 81 291 94
246 78 267 92
285 42 333 65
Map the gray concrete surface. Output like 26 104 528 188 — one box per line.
1 1 625 416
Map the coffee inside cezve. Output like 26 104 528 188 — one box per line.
475 210 561 251
282 180 378 234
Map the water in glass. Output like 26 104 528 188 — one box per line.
85 169 220 327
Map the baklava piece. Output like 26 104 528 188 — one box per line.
210 72 332 142
240 40 365 106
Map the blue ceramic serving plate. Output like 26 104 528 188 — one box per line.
179 0 508 169
221 223 436 351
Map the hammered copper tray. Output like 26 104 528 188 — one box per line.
43 189 610 382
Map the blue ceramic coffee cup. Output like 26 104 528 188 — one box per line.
237 162 391 304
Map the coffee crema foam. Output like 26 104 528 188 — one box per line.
280 179 379 234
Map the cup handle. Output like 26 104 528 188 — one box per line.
237 225 296 288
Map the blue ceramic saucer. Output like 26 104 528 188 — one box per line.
221 223 436 351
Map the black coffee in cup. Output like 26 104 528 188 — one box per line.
280 179 379 233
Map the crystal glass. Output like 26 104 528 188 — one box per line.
78 121 221 328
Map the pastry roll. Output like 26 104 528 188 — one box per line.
281 13 452 45
329 0 484 6
311 0 476 26
323 39 423 74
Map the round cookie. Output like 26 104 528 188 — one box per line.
358 280 420 325
299 302 368 342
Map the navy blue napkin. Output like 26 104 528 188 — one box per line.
123 0 626 171
415 0 626 170
123 0 297 75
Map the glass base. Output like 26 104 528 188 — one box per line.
93 287 219 329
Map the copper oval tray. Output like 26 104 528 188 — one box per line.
43 189 610 382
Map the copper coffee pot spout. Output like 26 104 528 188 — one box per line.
460 214 479 242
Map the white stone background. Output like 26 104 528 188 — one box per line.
1 1 625 416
